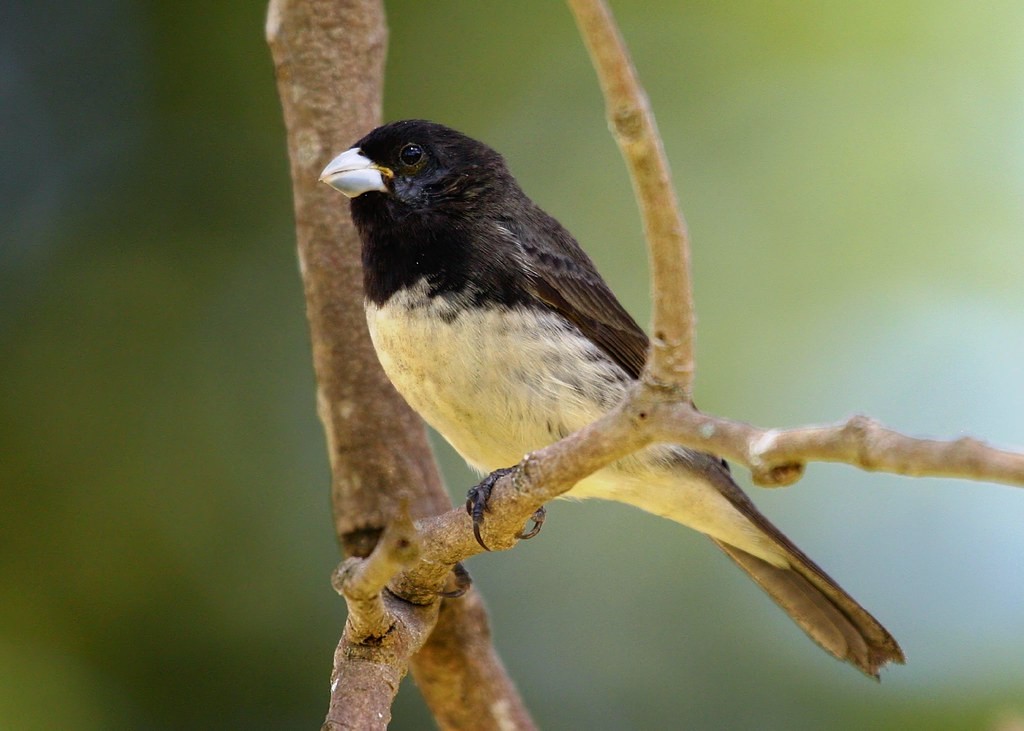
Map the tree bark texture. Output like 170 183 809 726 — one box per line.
266 1 536 727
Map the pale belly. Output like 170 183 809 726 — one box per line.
365 283 623 471
365 282 786 565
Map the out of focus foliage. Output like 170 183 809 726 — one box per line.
2 1 1023 728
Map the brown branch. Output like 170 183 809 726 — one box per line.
636 403 1024 489
391 400 1024 617
266 1 536 729
405 593 532 731
323 592 437 731
743 415 1024 487
567 0 696 394
333 502 420 640
324 505 430 731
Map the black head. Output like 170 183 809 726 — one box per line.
320 120 536 306
347 120 516 216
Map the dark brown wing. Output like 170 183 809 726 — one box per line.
505 209 649 378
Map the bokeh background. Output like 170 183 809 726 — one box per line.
4 1 1024 728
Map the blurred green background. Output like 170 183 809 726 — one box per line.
3 1 1024 728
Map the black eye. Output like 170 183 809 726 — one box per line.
399 143 424 167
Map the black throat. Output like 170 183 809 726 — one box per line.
352 193 537 310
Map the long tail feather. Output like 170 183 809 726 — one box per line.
713 539 905 678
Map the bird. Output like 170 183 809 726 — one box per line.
319 119 904 678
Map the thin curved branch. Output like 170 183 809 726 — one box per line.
567 0 696 394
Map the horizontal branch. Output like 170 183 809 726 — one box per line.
384 383 1024 603
634 401 1024 488
745 415 1024 487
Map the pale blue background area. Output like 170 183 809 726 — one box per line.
2 1 1022 728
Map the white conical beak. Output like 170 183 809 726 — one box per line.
319 148 390 198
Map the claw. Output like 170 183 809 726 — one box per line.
466 467 548 549
516 506 546 540
465 466 515 551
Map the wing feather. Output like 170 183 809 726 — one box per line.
501 210 649 378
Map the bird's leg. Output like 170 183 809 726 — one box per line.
466 467 547 550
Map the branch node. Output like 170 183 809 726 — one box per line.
640 372 690 403
953 435 985 456
843 414 876 436
752 461 806 488
842 414 880 469
332 557 361 596
333 501 424 641
611 103 644 140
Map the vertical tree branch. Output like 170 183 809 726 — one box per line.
266 0 448 555
408 593 534 731
567 0 696 394
266 1 536 727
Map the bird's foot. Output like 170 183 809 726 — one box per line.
465 467 547 550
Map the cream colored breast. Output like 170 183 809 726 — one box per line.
365 281 626 472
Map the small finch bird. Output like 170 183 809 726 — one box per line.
321 119 904 677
